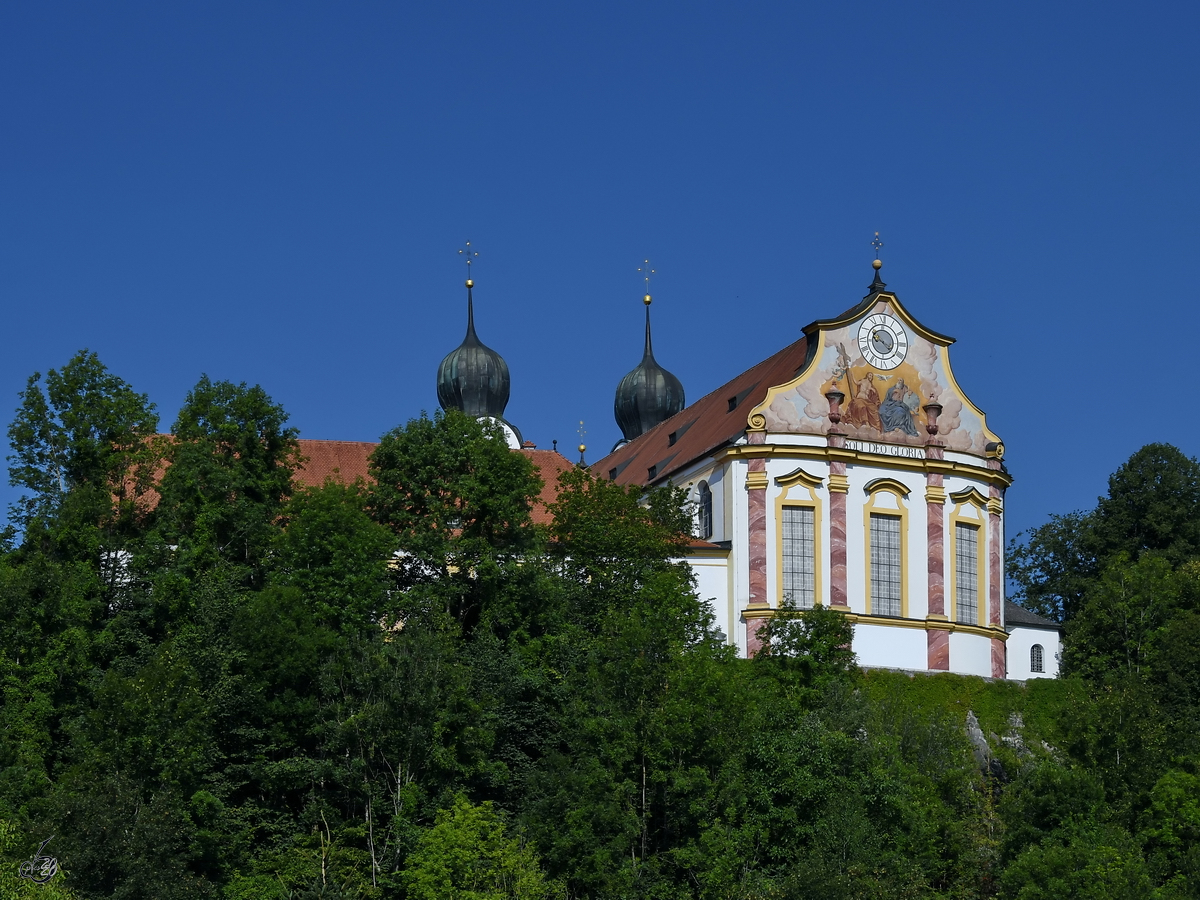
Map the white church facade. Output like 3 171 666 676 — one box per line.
592 258 1062 679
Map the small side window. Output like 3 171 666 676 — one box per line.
1031 643 1044 673
697 481 713 540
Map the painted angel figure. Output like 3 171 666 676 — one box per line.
878 378 920 436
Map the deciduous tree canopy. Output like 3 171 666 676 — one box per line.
2 353 1198 898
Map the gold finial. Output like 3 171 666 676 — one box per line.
639 258 655 304
459 241 478 288
577 421 587 463
871 232 883 270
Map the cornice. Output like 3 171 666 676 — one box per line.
740 605 1008 642
715 443 1013 488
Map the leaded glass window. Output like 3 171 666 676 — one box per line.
1031 644 1044 673
955 523 979 625
870 513 902 617
781 506 815 608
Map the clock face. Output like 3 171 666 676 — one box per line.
857 314 908 370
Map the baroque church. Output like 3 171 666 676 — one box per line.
293 249 1061 681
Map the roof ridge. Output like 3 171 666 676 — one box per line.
594 334 809 479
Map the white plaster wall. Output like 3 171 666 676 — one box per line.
1006 626 1061 679
948 631 994 677
853 622 927 670
730 458 750 657
687 557 729 627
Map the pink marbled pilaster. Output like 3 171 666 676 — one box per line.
989 486 1002 627
927 474 945 618
991 637 1006 679
928 629 950 671
746 617 768 657
829 461 848 608
747 458 767 608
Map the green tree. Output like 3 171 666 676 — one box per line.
155 376 300 578
368 410 542 631
1149 603 1200 736
1008 444 1200 623
546 467 691 614
1063 555 1184 682
756 600 858 688
1142 766 1200 896
999 760 1106 863
1094 444 1200 567
272 479 396 629
1007 510 1100 622
0 820 82 899
403 795 559 900
999 822 1153 900
6 350 160 559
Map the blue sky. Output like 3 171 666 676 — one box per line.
1 1 1197 540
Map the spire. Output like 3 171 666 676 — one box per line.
642 301 653 359
613 260 686 444
866 231 887 296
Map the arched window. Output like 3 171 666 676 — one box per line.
1031 644 1044 674
698 481 713 540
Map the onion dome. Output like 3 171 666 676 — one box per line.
437 280 511 419
614 293 685 442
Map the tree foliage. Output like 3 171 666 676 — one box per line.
2 355 1199 898
6 350 160 556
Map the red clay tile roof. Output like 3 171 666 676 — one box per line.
592 335 810 488
296 440 376 486
518 448 577 526
295 439 574 527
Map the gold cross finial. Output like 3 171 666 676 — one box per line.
577 420 587 464
458 241 478 287
639 259 655 304
871 232 883 259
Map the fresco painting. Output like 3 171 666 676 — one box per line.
760 302 996 454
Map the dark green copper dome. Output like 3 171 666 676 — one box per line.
614 299 685 443
437 282 511 419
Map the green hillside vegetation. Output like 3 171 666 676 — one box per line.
0 351 1198 899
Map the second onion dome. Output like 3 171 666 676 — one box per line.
613 291 685 445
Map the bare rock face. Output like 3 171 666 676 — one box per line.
966 710 1009 781
1002 712 1030 757
966 710 991 770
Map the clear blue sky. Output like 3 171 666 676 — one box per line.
1 2 1197 541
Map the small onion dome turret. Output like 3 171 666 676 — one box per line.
614 293 685 443
437 280 511 419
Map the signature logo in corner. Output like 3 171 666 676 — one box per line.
18 836 59 884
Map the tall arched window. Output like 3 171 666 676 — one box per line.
1030 644 1044 674
698 481 713 540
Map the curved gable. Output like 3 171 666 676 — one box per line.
748 291 1001 456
